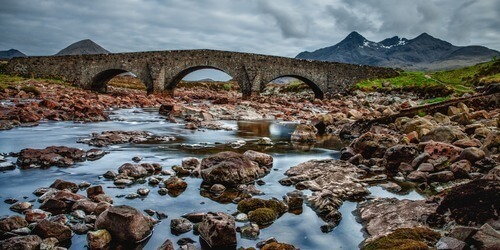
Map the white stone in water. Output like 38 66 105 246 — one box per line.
235 213 248 222
137 188 150 196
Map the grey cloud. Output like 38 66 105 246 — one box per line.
257 1 309 38
0 0 498 57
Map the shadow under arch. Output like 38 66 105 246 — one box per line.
266 75 324 99
90 69 151 93
165 66 236 95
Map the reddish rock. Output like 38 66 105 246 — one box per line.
450 160 472 179
351 132 399 159
117 163 148 178
199 212 237 249
32 219 72 242
459 147 486 163
383 144 419 172
290 124 317 142
49 179 78 193
200 151 269 186
71 199 98 214
0 215 28 234
422 141 463 162
0 235 42 250
95 205 154 243
25 209 51 223
243 150 273 169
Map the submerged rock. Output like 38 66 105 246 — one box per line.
16 146 88 168
87 229 112 250
198 212 236 249
280 159 369 228
362 227 440 250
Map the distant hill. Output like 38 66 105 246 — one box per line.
0 49 26 59
296 32 500 71
55 39 110 56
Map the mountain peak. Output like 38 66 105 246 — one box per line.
0 49 26 59
56 39 110 56
342 31 367 43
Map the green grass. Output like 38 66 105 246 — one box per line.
0 73 73 93
356 71 438 91
356 71 460 97
356 58 500 98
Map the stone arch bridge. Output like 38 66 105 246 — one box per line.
5 49 398 99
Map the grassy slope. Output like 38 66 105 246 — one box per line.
356 58 500 101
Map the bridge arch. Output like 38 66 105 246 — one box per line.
264 75 324 99
165 65 238 96
90 68 152 94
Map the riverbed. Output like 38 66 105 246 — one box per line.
0 107 423 249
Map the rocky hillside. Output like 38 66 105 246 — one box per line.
296 32 500 71
55 39 110 56
0 49 26 59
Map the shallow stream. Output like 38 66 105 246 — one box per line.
0 108 423 249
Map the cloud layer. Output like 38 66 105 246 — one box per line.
0 0 498 56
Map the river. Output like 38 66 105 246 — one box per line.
0 107 423 249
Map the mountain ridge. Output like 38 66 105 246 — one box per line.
296 32 500 71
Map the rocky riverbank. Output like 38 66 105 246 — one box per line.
0 76 499 249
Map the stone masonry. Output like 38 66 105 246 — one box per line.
5 49 399 99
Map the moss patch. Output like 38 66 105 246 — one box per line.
363 227 441 250
248 208 277 226
237 198 287 215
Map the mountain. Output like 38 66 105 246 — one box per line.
0 49 26 59
296 31 500 71
55 39 110 56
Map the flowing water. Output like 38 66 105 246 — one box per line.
0 108 423 249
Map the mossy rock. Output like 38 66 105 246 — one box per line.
20 85 41 96
261 242 297 250
237 198 287 215
362 227 441 250
248 208 277 226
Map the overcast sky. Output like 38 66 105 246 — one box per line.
1 0 499 57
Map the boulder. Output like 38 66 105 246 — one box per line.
450 160 472 179
199 212 236 249
429 180 500 226
422 141 463 162
95 205 154 243
383 144 419 172
290 124 317 142
117 163 148 178
351 132 399 159
0 216 28 234
421 126 468 143
25 209 51 223
200 151 269 186
357 198 438 242
0 235 42 250
170 218 193 235
32 219 72 242
436 236 466 250
471 223 500 250
49 179 78 193
243 150 273 169
459 147 485 163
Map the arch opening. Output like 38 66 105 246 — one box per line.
167 66 240 98
262 75 324 100
90 69 149 94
